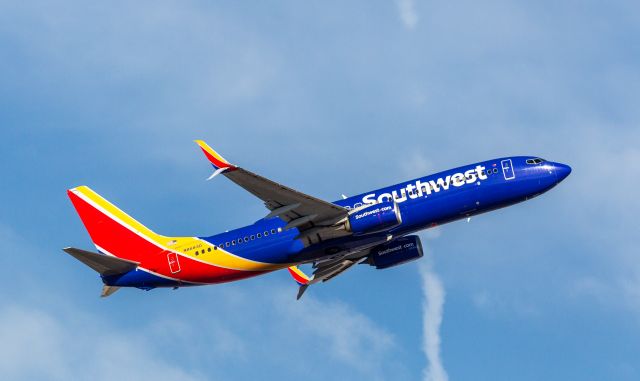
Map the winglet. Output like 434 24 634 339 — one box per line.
194 140 237 173
288 266 312 300
288 265 311 286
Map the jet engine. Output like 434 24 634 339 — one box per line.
345 200 402 235
368 235 423 269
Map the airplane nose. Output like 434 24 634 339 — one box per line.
554 162 572 183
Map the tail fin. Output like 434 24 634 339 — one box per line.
67 186 173 263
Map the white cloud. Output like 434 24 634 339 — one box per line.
400 151 434 178
0 280 402 381
396 0 419 29
0 304 207 381
419 262 448 381
274 290 395 372
472 290 540 319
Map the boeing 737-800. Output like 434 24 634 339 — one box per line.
64 141 571 299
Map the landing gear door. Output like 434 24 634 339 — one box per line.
501 159 515 180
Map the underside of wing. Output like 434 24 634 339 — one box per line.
285 235 424 299
309 254 368 285
287 249 372 299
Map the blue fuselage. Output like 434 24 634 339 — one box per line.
199 156 571 265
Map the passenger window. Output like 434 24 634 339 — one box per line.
250 235 255 240
257 233 262 238
264 231 269 236
226 242 230 247
271 229 276 234
277 228 282 233
231 240 236 245
244 237 249 243
493 168 498 174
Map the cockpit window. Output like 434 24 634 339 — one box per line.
526 158 545 165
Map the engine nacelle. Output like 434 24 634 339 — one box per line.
346 200 402 235
368 235 423 269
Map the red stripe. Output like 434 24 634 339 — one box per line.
288 268 309 285
68 191 266 284
199 147 231 169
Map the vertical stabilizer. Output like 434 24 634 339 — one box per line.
66 186 175 263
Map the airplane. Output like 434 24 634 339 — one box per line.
64 141 571 299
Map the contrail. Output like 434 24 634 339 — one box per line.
420 262 448 381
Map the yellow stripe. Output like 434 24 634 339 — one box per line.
289 265 310 281
72 186 290 272
74 186 165 241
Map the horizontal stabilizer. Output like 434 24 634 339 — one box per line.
101 285 121 298
63 247 139 276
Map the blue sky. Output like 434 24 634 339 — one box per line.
1 1 639 380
